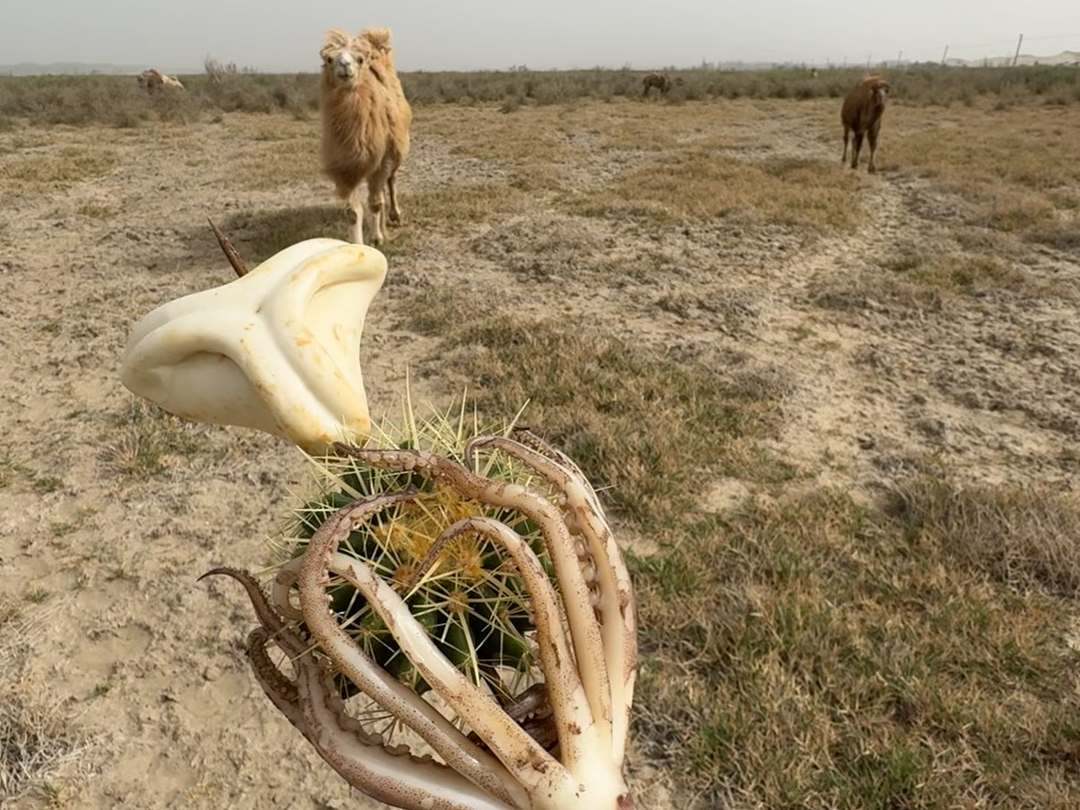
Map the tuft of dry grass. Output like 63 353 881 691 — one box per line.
408 184 535 225
1 146 117 186
0 686 93 805
565 148 862 229
888 104 1080 242
399 285 794 528
1024 218 1080 251
809 270 946 316
1 599 96 805
878 246 1073 300
884 477 1080 597
419 106 583 194
98 400 215 479
229 132 320 190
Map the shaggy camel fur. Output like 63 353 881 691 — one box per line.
136 69 185 94
641 72 671 97
841 75 890 173
319 27 413 247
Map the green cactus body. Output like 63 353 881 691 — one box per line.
280 411 557 702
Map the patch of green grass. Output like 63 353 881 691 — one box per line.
0 455 18 488
0 454 60 492
631 481 1080 808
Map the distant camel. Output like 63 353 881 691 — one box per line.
136 69 185 94
841 74 890 173
319 27 413 246
642 72 672 97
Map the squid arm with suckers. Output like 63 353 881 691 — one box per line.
118 222 639 810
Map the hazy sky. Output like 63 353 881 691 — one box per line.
4 1 1080 71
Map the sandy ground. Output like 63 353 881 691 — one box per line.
0 98 1077 809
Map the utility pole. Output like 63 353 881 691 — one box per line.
1012 33 1024 66
867 52 872 69
896 50 903 68
941 45 949 65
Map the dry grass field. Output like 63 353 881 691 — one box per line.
1 68 1080 810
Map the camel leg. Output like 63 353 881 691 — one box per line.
386 170 403 226
867 121 881 174
842 126 850 164
365 171 391 247
850 131 864 170
346 189 364 245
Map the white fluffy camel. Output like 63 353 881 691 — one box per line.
319 27 413 246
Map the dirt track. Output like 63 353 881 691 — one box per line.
1 98 1077 809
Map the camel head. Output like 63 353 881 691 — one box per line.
866 76 890 106
320 27 390 87
136 69 161 90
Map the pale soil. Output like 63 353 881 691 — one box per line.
0 98 1077 809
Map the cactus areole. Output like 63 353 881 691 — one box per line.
118 225 638 810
